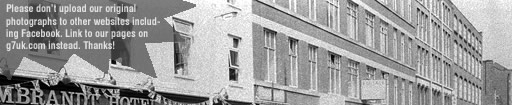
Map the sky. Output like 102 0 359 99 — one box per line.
452 0 512 68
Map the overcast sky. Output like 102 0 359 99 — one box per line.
452 0 512 68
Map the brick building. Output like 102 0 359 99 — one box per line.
482 60 511 105
251 0 483 105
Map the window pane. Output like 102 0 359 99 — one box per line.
230 51 239 66
229 68 238 81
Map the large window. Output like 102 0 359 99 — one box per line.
382 72 390 104
408 38 412 65
366 66 376 80
409 82 413 105
394 76 398 105
173 18 193 75
309 0 316 20
264 29 277 83
309 45 318 90
327 0 339 31
380 22 388 53
393 29 397 58
348 60 360 98
329 53 342 94
289 38 299 87
229 36 240 82
365 12 375 47
401 33 405 62
347 2 358 39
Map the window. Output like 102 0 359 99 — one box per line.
309 45 318 90
227 0 235 5
393 29 397 58
327 0 339 31
401 33 405 62
399 0 404 16
365 12 375 47
392 0 397 11
289 0 297 12
380 22 388 53
394 76 398 105
454 74 458 97
229 36 241 82
409 82 413 105
173 18 193 75
407 0 412 21
408 38 412 65
382 72 390 104
329 53 342 94
454 42 458 63
289 38 299 87
309 0 316 20
366 66 376 80
459 77 463 98
401 79 405 105
264 29 277 83
348 60 360 98
347 2 358 39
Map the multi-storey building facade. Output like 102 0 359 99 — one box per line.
483 60 511 105
251 0 483 105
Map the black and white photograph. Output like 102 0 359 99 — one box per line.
0 0 511 105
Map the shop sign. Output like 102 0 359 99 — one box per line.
361 80 386 100
0 86 155 105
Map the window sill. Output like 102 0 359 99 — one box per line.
110 64 136 71
345 97 363 104
28 52 67 61
174 75 195 81
229 82 244 89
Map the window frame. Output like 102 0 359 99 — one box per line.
309 45 318 91
289 38 299 87
347 1 358 39
365 12 375 47
328 52 342 94
327 0 340 31
264 28 277 83
229 35 241 82
348 60 360 98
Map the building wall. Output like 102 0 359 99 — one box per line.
482 60 510 105
252 0 416 104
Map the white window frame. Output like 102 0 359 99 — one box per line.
380 22 388 54
366 66 376 80
264 29 277 83
366 12 375 47
327 0 340 31
289 0 297 12
309 0 317 20
394 76 398 105
329 53 342 94
393 29 397 59
401 33 405 62
347 2 358 39
348 60 360 98
173 18 194 76
309 45 318 91
229 36 241 82
289 38 299 87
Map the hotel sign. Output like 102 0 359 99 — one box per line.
361 80 386 100
0 86 155 105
